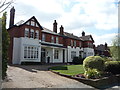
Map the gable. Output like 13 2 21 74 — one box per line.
24 16 43 30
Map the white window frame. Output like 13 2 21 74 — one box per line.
24 46 39 59
24 28 29 37
51 36 54 43
54 50 59 59
35 30 39 39
31 21 35 26
30 29 34 38
42 33 45 41
56 37 59 43
36 23 39 27
74 41 76 46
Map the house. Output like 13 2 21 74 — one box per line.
7 7 95 64
95 43 111 57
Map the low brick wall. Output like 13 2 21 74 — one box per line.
50 70 120 89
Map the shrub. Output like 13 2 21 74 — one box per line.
72 56 83 64
84 68 101 79
104 61 120 74
83 56 104 72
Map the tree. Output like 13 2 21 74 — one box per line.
2 12 10 79
110 35 120 61
0 0 14 13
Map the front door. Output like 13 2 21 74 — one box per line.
41 48 46 63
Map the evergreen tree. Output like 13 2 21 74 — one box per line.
2 12 10 79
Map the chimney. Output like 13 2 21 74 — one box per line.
9 7 15 28
105 42 107 50
60 25 64 35
82 31 85 36
53 20 57 33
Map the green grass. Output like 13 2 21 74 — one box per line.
49 65 85 76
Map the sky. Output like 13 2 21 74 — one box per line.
1 0 119 46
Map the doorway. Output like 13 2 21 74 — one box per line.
41 48 46 63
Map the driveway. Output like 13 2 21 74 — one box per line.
2 64 94 88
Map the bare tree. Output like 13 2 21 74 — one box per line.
0 0 14 13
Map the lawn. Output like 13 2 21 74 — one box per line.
49 64 85 76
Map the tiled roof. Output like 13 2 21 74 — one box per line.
64 32 82 40
79 35 94 42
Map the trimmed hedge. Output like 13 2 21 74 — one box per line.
83 56 104 71
104 61 120 74
72 56 84 64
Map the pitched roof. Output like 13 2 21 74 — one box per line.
8 16 43 30
79 35 94 42
64 32 82 40
95 44 106 51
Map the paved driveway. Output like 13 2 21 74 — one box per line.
2 64 94 88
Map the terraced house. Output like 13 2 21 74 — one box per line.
8 7 95 64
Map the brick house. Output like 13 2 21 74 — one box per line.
7 7 95 64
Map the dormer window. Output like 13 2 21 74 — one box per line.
30 29 34 38
35 30 39 39
24 28 29 37
51 36 54 43
31 21 35 26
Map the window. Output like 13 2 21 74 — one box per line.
56 37 59 43
24 28 29 37
24 46 27 58
51 36 54 43
71 40 73 46
30 29 34 38
24 46 39 59
54 50 59 59
79 42 81 48
35 30 39 39
71 51 76 59
74 41 76 46
42 33 45 41
31 21 35 26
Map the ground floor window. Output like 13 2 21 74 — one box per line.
71 51 76 59
24 46 39 59
54 50 59 59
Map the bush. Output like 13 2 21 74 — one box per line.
104 61 120 74
72 56 83 64
84 68 101 79
83 56 104 72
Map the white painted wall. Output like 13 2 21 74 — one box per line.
67 46 83 62
83 48 94 58
13 37 41 64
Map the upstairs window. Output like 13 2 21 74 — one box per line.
30 29 34 38
24 28 29 37
35 30 39 39
31 21 35 26
74 41 76 46
79 42 82 48
56 37 59 43
51 36 54 43
42 33 45 41
71 40 73 46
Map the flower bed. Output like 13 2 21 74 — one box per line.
50 70 120 89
